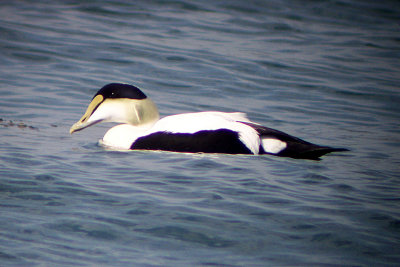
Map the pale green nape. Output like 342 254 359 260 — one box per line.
128 98 160 126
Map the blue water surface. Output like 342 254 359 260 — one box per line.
1 1 400 266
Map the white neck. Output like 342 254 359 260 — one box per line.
88 98 160 126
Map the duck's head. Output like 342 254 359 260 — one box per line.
70 83 159 134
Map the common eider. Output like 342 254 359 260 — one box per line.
70 83 347 160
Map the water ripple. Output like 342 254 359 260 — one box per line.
0 0 399 266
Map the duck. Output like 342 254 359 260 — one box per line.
70 83 347 160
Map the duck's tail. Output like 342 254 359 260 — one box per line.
283 145 349 160
241 122 349 160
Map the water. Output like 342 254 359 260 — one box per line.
1 0 400 266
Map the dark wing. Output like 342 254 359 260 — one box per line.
241 122 348 160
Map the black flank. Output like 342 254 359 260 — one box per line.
131 129 252 154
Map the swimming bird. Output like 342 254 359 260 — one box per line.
70 83 347 160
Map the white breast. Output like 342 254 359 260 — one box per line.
101 124 148 150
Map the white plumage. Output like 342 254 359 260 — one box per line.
102 112 262 154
